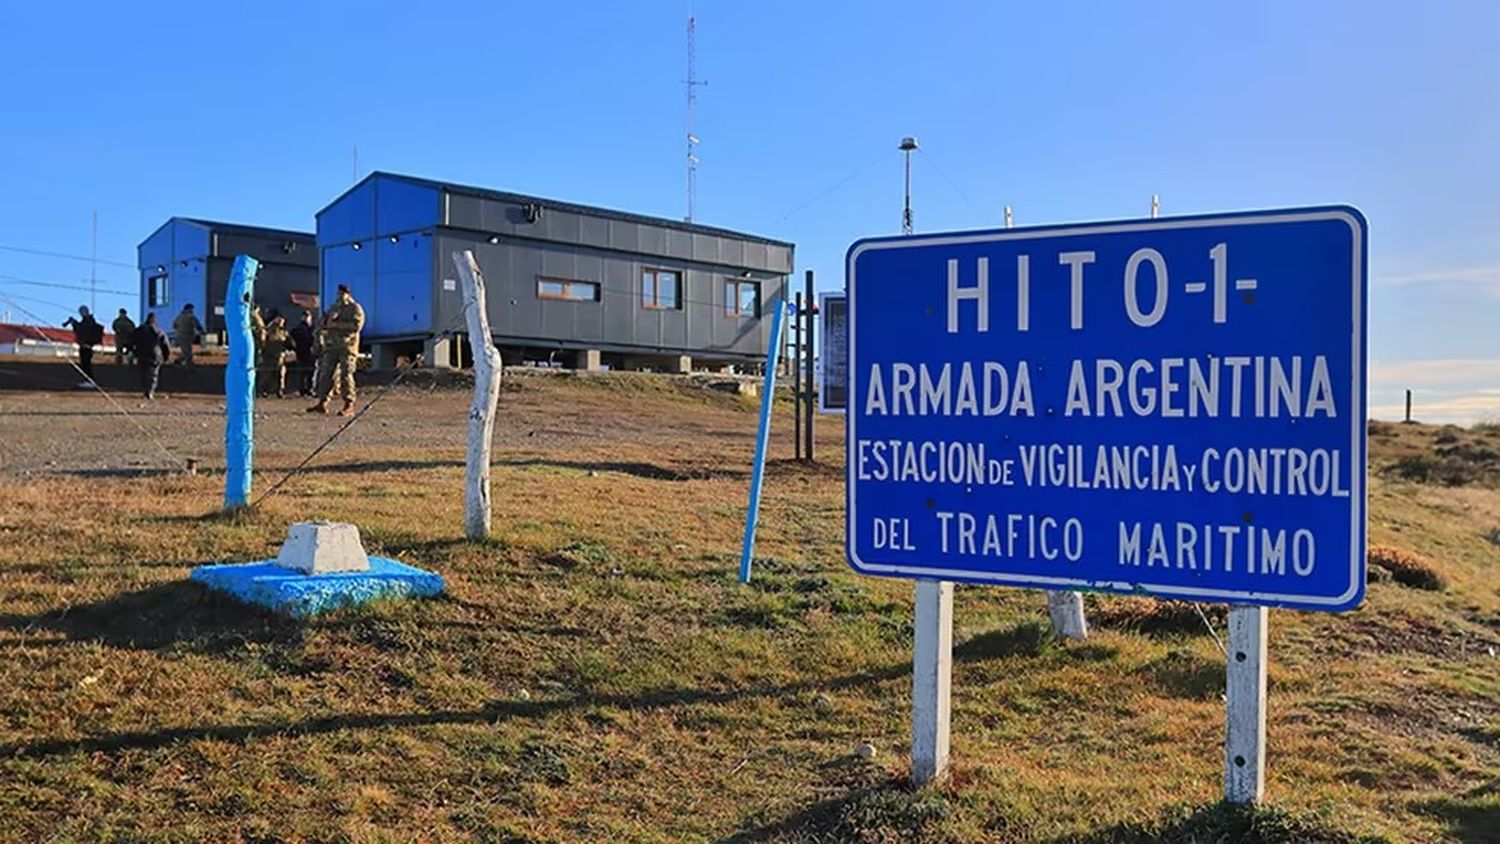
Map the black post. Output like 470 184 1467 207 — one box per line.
793 292 803 460
804 269 816 462
1404 389 1412 424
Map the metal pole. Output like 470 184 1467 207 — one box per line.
804 269 815 462
739 301 793 582
900 137 918 235
1405 389 1412 423
793 292 803 461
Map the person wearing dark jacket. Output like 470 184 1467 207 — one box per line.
289 310 317 397
133 312 172 399
62 305 103 386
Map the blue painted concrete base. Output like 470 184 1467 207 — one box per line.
190 557 445 618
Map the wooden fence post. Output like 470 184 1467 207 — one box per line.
452 250 503 540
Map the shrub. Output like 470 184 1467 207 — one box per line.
1367 544 1446 590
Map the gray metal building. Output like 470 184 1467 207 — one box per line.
315 172 794 370
137 218 319 335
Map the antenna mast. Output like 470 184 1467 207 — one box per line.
89 210 98 313
685 16 706 222
899 137 919 235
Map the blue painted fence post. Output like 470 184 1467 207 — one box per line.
224 255 261 509
738 300 794 583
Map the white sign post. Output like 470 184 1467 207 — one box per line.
1225 606 1269 803
911 579 953 785
452 250 503 541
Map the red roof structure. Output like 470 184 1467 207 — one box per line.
0 323 117 347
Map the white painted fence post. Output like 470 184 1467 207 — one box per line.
1225 605 1268 803
452 250 503 540
1047 590 1089 640
912 579 953 785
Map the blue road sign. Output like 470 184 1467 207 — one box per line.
846 207 1367 611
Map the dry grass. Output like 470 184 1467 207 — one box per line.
0 377 1495 842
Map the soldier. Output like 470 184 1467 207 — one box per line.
172 304 204 367
62 305 103 386
307 284 364 416
249 305 265 348
259 313 291 398
111 308 136 365
289 309 317 396
133 312 171 399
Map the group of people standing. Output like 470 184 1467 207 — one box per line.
62 284 364 412
250 284 364 416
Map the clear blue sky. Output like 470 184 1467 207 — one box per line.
1 2 1496 420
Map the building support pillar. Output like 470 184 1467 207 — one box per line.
572 349 602 371
666 355 692 374
371 343 401 371
423 336 453 369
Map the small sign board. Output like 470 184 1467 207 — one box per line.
845 207 1367 611
818 292 848 414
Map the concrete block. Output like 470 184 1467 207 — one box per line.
275 521 370 574
667 355 692 374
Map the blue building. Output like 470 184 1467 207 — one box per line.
137 218 318 336
315 172 795 371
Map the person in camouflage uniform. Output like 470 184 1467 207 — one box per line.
172 304 203 367
111 308 136 365
307 284 365 416
259 313 291 398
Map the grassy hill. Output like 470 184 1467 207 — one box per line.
0 375 1494 842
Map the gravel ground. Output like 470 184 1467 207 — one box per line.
0 372 762 478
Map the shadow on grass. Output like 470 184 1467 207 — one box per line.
294 459 466 475
496 457 738 481
0 618 1078 762
50 467 186 479
724 761 949 843
0 581 304 653
953 621 1055 661
1416 784 1500 844
1068 801 1378 844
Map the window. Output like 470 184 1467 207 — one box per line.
642 269 682 309
537 277 600 302
725 279 759 317
148 274 168 307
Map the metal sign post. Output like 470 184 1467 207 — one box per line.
804 270 816 462
739 301 795 583
844 207 1368 790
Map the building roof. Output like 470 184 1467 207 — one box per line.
0 323 116 346
319 171 794 249
138 217 314 255
179 218 314 242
